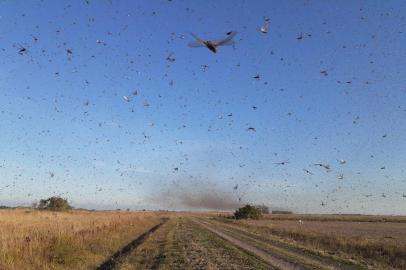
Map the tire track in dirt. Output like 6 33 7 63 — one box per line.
117 218 174 270
168 217 271 269
193 218 307 270
204 219 364 270
213 221 367 270
96 218 168 270
116 217 271 269
193 218 363 270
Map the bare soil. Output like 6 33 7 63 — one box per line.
115 216 369 270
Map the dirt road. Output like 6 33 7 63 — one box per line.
194 219 304 270
192 218 365 270
101 216 367 270
117 217 270 269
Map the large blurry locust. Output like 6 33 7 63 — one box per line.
188 31 237 53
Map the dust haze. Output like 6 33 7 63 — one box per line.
149 185 242 211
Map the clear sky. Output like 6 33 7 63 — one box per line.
1 0 405 214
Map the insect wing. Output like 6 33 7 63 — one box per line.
188 40 205 48
188 33 206 48
214 31 237 46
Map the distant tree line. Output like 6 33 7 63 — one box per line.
271 210 292 214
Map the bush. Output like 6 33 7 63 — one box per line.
233 204 263 220
37 196 72 211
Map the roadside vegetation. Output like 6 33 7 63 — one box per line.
233 204 263 220
0 209 165 270
1 209 405 269
215 214 406 269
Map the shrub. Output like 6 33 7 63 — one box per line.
233 204 263 220
37 196 72 211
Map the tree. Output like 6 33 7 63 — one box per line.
37 196 72 211
233 204 263 220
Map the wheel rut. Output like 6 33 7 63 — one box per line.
95 218 168 270
192 218 364 270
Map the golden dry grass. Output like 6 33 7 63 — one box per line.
262 213 406 223
216 215 406 269
0 209 165 270
3 210 405 269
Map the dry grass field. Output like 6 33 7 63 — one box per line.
1 210 405 270
214 214 406 269
0 209 165 270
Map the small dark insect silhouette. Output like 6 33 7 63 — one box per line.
259 20 270 33
166 53 176 62
338 159 346 165
188 31 237 53
253 74 261 80
321 201 326 207
320 70 328 76
274 160 289 166
201 64 209 71
96 39 107 46
247 127 256 132
18 45 27 55
313 163 331 170
303 169 313 175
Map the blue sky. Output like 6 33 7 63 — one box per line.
0 0 405 214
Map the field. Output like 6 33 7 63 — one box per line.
0 209 165 270
0 210 405 270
